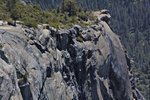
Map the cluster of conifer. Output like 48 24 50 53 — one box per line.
0 0 95 28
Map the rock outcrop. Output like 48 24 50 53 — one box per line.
93 10 111 24
0 15 146 100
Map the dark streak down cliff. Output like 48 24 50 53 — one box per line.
0 10 146 100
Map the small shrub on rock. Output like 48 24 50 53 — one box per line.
76 36 83 42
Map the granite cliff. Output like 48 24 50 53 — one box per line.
0 11 146 100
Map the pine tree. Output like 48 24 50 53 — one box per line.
7 0 17 12
7 0 19 25
61 0 78 16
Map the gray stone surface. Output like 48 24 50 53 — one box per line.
0 22 145 100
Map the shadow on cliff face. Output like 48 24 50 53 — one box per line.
20 84 33 100
0 50 9 64
0 18 146 100
17 71 33 100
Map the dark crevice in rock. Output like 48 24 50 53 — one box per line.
125 51 131 71
20 84 33 100
99 80 113 100
0 30 6 34
98 55 111 79
16 71 27 84
16 71 33 100
94 35 101 44
12 39 18 44
65 37 104 100
0 95 2 100
0 50 9 64
46 67 52 78
73 50 89 99
68 36 75 46
0 77 3 85
34 42 45 53
87 50 93 59
68 45 77 58
56 34 74 51
56 34 67 51
109 61 130 100
101 17 110 24
62 65 71 83
39 37 50 47
97 49 102 56
54 64 59 72
109 63 119 100
87 66 99 100
38 77 47 100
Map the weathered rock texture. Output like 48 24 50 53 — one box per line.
0 18 146 100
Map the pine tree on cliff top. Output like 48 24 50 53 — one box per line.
61 0 81 16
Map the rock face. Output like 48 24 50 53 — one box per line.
0 21 146 100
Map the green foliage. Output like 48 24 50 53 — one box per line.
24 71 29 79
49 22 60 29
0 12 8 21
0 0 95 29
6 0 17 11
0 45 2 50
7 18 15 26
24 18 38 28
76 36 83 42
78 12 88 21
11 8 20 21
18 78 25 85
0 0 149 99
61 0 79 16
0 0 9 20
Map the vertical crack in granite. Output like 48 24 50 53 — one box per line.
38 77 47 100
